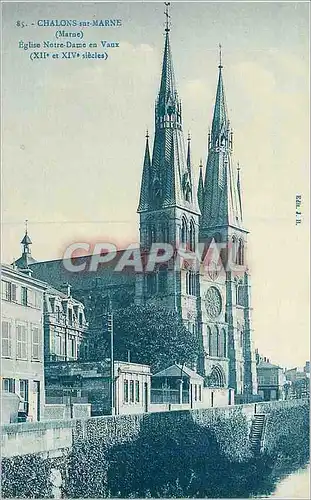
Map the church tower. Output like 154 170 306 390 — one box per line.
136 5 200 334
198 48 257 397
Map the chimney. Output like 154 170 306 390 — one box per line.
61 283 72 297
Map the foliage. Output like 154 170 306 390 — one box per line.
3 401 309 498
86 302 200 371
113 304 200 372
1 454 52 498
262 401 310 470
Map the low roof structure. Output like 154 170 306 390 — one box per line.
152 363 204 382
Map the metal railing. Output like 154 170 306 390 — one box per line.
151 388 189 404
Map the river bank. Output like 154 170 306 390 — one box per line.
260 462 310 498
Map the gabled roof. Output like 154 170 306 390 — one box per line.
152 363 203 381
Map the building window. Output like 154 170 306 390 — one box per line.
222 329 227 357
189 220 196 251
17 324 27 359
31 325 40 360
186 270 196 296
236 281 244 306
11 284 17 302
199 385 202 402
68 308 73 325
148 226 156 246
21 287 28 306
79 312 83 326
2 281 11 301
130 380 135 403
69 337 76 358
181 218 188 245
158 267 168 294
1 321 12 358
2 378 15 392
232 236 238 264
56 334 65 356
194 384 198 401
135 381 140 403
28 290 42 309
237 239 244 265
162 224 169 243
146 274 157 295
215 327 220 357
123 380 129 403
207 326 212 356
56 306 62 323
19 379 29 402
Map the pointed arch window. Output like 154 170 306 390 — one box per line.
207 326 212 356
189 220 196 251
222 329 227 357
210 327 218 357
236 279 244 306
216 326 220 357
186 270 196 296
232 236 238 264
148 226 156 246
181 218 188 246
152 180 161 208
237 239 244 265
162 224 169 244
146 274 156 295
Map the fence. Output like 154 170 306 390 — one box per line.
151 388 189 404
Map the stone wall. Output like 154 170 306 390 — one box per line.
1 399 309 498
43 403 91 421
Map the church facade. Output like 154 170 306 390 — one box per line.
17 12 258 398
135 17 257 396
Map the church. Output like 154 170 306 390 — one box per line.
15 7 258 400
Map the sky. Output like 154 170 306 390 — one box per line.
1 1 310 369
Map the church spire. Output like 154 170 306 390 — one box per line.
197 159 204 214
200 47 243 237
138 130 152 212
138 3 199 216
155 3 182 131
210 44 230 149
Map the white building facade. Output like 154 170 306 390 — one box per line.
1 264 47 421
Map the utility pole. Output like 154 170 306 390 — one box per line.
107 297 115 415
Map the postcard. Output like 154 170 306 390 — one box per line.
1 1 309 499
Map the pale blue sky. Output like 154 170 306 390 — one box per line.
2 1 310 368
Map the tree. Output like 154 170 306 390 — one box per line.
84 301 200 372
113 303 200 372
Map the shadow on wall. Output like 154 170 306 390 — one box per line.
1 402 309 499
64 410 280 499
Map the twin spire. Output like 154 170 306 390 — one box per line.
138 4 244 230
